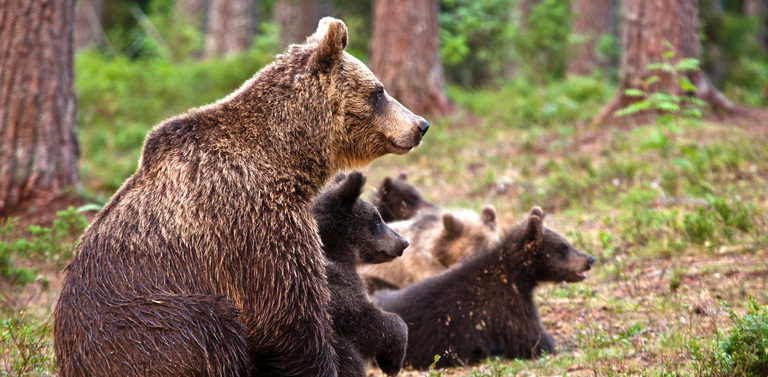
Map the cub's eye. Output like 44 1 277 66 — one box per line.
559 245 569 256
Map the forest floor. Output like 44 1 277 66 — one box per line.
3 105 768 376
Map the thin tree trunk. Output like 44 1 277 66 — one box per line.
204 0 254 57
745 0 767 51
568 0 615 76
74 0 103 50
273 0 331 49
370 0 452 116
0 0 81 216
592 0 733 126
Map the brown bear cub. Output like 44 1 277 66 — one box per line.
372 172 437 222
360 206 500 292
311 172 409 377
54 18 428 377
374 207 595 369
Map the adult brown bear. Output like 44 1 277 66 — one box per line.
54 18 427 377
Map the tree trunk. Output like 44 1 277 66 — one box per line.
370 0 452 116
592 0 733 126
568 0 616 76
204 0 254 57
745 0 767 51
0 0 81 216
272 0 332 49
74 0 103 50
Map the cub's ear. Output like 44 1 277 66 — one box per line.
311 17 348 73
333 171 366 209
481 206 497 231
528 206 545 219
332 171 347 184
522 211 544 246
397 172 408 181
443 213 464 235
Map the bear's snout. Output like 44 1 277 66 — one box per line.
417 119 429 138
586 255 595 270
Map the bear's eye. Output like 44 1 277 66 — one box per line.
373 86 384 104
559 245 569 256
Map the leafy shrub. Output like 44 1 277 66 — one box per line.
0 207 89 286
0 313 55 376
512 0 572 82
689 297 768 377
439 0 517 86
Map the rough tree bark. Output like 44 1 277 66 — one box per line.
74 0 103 50
272 0 332 49
568 0 616 76
370 0 452 116
592 0 733 126
0 0 81 216
204 0 254 57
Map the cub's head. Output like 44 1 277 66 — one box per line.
312 172 409 266
373 172 437 223
513 207 595 283
431 206 500 267
302 18 429 169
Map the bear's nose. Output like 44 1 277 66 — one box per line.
587 256 595 269
401 239 410 250
417 120 429 137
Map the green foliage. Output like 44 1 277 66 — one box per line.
0 314 55 376
0 207 88 287
0 220 37 287
76 31 278 195
439 0 518 86
689 297 768 377
512 0 572 82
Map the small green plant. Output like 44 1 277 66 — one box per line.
616 43 707 155
427 355 443 377
689 297 768 377
0 313 55 376
0 220 37 287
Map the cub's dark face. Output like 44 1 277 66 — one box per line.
351 199 409 265
536 228 595 283
312 172 408 265
376 173 436 222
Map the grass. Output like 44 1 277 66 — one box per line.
2 50 768 376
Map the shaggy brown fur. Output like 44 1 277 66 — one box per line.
360 206 499 292
312 172 408 377
374 207 595 369
372 172 436 222
54 18 427 377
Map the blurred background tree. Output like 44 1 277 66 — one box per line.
0 0 81 217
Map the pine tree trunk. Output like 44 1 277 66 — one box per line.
0 0 81 216
369 0 452 116
273 0 332 49
568 0 615 76
592 0 733 126
204 0 254 57
74 0 103 50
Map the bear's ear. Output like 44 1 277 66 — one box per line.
481 206 497 231
443 213 464 235
521 211 544 246
311 17 348 73
332 171 348 184
528 206 545 219
334 171 366 208
397 172 408 181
